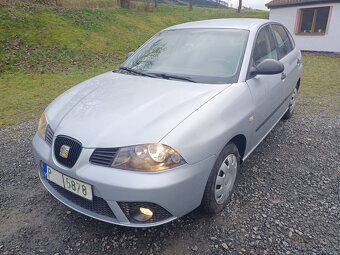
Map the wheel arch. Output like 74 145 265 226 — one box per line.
229 134 247 163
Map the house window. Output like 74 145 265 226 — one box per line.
297 6 330 35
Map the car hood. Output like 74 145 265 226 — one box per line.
47 72 229 148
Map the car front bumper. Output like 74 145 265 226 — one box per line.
32 133 215 227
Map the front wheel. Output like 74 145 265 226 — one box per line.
201 143 240 214
282 87 298 120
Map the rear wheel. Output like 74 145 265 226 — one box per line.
201 143 240 214
282 87 298 120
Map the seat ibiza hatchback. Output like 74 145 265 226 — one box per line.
33 18 302 227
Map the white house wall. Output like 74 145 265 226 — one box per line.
269 3 340 52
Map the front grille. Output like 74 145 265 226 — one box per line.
47 180 116 219
118 202 173 224
45 125 54 146
89 148 119 167
54 136 82 168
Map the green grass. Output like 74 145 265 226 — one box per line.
0 3 268 73
58 0 119 9
1 3 339 127
296 54 340 116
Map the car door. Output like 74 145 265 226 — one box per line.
246 25 284 149
270 24 302 104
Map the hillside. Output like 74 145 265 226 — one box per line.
0 3 268 126
0 3 267 74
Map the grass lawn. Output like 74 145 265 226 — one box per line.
0 3 267 73
0 3 339 127
296 54 340 116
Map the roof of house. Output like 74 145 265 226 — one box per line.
266 0 340 9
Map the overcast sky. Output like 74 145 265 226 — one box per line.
228 0 269 10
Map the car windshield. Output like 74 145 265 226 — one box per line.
121 28 249 84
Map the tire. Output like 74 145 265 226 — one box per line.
282 87 298 120
201 143 240 214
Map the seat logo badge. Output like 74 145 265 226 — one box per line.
60 145 71 159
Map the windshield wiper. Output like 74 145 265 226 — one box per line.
116 68 197 83
117 67 157 78
148 72 197 83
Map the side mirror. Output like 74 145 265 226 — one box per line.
126 51 134 60
250 59 284 76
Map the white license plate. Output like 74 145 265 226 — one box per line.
43 164 93 200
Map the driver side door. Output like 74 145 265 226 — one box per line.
246 25 284 149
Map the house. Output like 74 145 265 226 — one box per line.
266 0 340 53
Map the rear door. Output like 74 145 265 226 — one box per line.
246 25 284 148
270 24 302 104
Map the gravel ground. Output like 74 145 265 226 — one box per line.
0 109 339 255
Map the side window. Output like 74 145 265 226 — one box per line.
271 24 293 58
252 26 278 66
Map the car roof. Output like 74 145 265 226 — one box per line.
164 18 269 31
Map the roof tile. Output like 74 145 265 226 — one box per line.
266 0 340 8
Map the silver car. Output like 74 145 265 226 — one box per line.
32 18 302 227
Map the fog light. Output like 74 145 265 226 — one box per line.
118 202 173 223
140 207 153 217
130 207 153 222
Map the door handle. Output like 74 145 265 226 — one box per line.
297 59 301 66
281 73 286 80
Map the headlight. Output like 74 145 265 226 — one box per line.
38 111 48 140
111 143 186 172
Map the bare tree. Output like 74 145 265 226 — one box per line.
237 0 242 12
189 0 193 11
154 0 157 7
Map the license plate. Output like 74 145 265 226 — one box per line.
43 164 93 200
